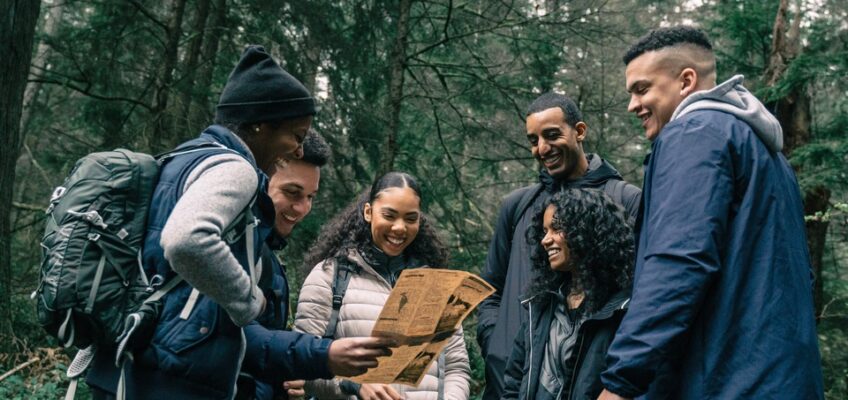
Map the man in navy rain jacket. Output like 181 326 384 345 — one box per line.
598 26 823 400
240 130 331 400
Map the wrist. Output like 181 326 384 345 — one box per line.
339 379 361 396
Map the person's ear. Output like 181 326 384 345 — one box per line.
363 203 372 223
574 122 588 143
680 67 698 97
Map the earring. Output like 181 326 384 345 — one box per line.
254 125 261 133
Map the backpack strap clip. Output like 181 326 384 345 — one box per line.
323 259 358 339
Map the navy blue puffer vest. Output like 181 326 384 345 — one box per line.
128 125 275 399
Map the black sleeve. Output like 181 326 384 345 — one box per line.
476 188 525 356
502 319 529 400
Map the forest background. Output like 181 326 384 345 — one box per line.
1 0 847 398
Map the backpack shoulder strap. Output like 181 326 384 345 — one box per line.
323 258 359 339
259 245 284 330
509 183 543 234
603 179 642 226
602 179 627 206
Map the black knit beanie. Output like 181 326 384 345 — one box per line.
216 45 316 124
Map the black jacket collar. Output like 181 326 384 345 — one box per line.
538 153 624 193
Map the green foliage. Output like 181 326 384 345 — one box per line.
0 365 89 400
819 217 848 399
4 0 848 397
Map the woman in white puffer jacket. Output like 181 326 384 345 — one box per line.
294 171 471 400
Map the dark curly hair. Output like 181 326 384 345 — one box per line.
300 129 331 167
302 171 449 270
526 188 634 313
623 26 713 65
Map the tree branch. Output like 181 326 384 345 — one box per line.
28 78 154 111
127 0 170 32
12 202 43 212
0 357 40 383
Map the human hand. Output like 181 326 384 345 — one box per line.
283 380 305 399
597 389 631 400
327 337 395 377
358 383 403 400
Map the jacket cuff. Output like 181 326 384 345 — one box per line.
600 375 643 399
229 284 265 326
311 337 334 379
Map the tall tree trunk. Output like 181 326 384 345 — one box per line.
379 0 412 175
765 0 829 317
16 0 63 210
20 0 62 135
300 29 321 93
176 0 211 139
191 0 227 128
0 0 42 340
152 0 188 151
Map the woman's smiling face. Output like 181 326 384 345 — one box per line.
541 204 570 272
364 186 421 256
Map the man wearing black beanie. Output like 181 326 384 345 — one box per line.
216 45 316 126
86 45 394 400
214 44 315 175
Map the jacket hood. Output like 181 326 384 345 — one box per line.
670 75 783 153
538 153 624 193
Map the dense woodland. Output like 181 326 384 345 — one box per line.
1 0 847 398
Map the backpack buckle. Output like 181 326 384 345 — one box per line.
332 294 344 308
50 186 67 203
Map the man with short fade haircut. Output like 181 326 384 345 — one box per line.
477 92 640 400
239 130 335 400
598 26 823 400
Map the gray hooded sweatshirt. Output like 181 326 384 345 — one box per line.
670 75 784 153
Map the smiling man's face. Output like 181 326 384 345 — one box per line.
625 50 686 141
526 107 587 180
268 159 320 238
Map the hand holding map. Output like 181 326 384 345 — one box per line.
350 269 494 386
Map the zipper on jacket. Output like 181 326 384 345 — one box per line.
556 379 565 400
524 302 533 400
565 328 588 400
235 327 247 398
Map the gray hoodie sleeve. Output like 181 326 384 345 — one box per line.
160 153 264 327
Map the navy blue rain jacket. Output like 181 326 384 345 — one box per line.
601 109 824 399
241 237 334 400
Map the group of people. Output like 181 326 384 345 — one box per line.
84 25 823 400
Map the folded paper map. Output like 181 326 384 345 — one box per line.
350 268 495 386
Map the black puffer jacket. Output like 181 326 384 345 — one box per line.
502 291 629 400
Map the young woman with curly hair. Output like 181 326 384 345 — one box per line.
502 188 634 400
294 171 471 400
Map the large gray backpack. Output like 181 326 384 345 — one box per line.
36 149 160 350
34 143 232 350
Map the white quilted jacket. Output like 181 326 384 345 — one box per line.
294 250 471 400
